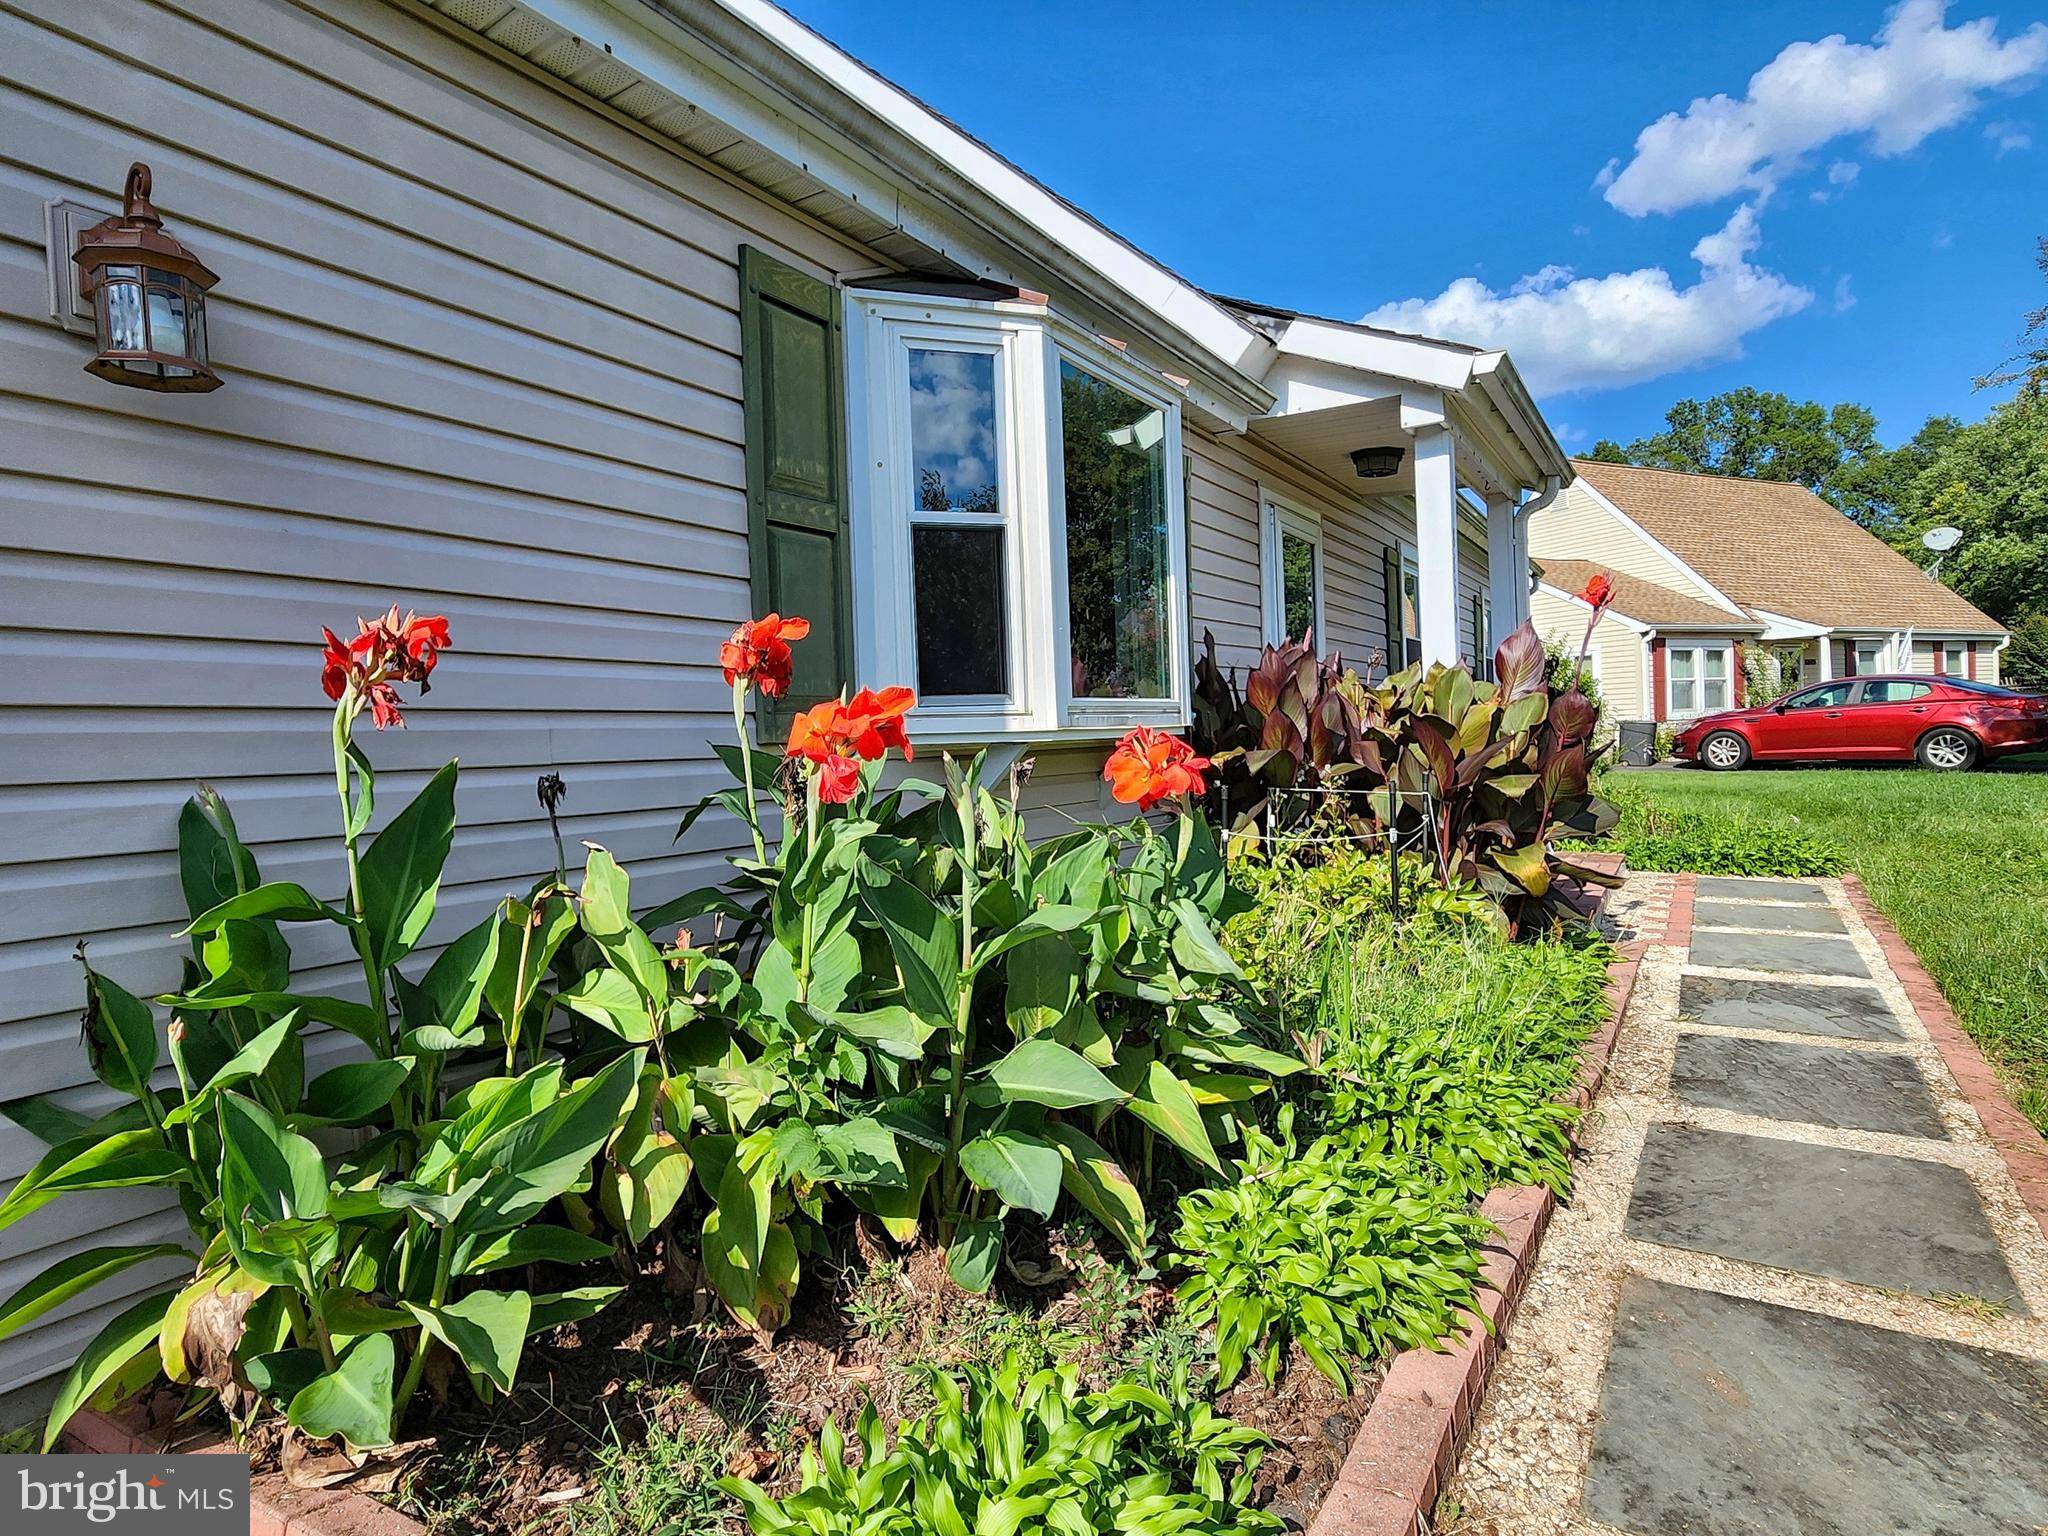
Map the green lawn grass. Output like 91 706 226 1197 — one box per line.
1609 764 2048 1129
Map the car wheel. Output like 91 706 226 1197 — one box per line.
1700 730 1750 771
1916 727 1980 772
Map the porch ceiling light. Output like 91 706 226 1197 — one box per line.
1350 445 1404 479
72 162 221 393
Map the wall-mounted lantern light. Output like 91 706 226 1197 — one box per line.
1349 445 1405 479
72 163 220 393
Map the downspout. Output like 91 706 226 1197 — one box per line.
1516 474 1564 629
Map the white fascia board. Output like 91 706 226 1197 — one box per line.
600 0 1275 418
1469 353 1570 483
1750 609 1831 641
1261 359 1444 432
1570 475 1750 619
1535 583 1652 635
1274 316 1475 392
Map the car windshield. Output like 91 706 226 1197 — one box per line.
1942 678 2030 697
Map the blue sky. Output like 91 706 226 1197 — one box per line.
784 0 2048 452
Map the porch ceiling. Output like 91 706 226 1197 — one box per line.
1245 397 1413 495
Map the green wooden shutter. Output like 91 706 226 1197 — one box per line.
739 246 851 724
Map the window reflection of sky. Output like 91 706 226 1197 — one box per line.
909 349 998 513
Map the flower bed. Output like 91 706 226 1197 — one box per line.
7 606 1619 1536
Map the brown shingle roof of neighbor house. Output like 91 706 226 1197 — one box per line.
1570 459 2005 634
1535 558 1762 631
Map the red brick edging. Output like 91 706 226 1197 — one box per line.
1307 865 1683 1535
65 1406 423 1536
1841 873 2048 1235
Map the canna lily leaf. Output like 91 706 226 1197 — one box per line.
42 1289 176 1450
860 873 959 1031
287 1333 395 1451
184 882 346 934
403 1290 530 1395
459 1225 614 1277
984 1039 1122 1110
1124 1061 1221 1173
958 1131 1062 1218
579 846 668 1006
0 1131 187 1233
78 961 159 1101
299 1058 416 1126
1040 1123 1146 1256
0 1244 191 1344
356 761 459 972
525 1285 624 1334
945 1218 1002 1294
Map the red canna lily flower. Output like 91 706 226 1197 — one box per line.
721 613 812 698
1576 570 1616 616
1103 726 1211 812
318 607 452 729
784 685 917 803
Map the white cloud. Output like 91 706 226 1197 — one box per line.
1359 203 1812 398
1986 116 2033 152
1834 274 1858 311
1601 0 2048 217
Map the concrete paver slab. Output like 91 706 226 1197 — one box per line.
1670 1032 1947 1138
1675 974 1904 1040
1692 898 1846 934
1626 1122 2022 1306
1693 876 1830 903
1689 929 1870 978
1586 1276 2048 1536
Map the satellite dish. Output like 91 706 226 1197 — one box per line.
1922 526 1963 552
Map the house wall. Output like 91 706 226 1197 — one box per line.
1908 637 2002 684
0 0 901 1397
1530 592 1648 719
1528 479 1727 606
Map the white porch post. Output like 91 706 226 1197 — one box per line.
1816 635 1833 681
1412 426 1461 667
1485 491 1520 638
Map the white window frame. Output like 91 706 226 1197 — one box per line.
1259 490 1324 646
1852 637 1886 676
845 288 1190 742
1941 639 1968 676
1399 541 1422 667
1666 641 1734 718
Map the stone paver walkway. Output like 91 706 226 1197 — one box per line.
1444 874 2048 1536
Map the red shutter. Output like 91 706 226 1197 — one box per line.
1968 642 1978 680
1935 645 1946 676
1651 638 1668 723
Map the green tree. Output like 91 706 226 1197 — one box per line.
1893 396 2048 624
1589 388 1914 528
1977 236 2047 401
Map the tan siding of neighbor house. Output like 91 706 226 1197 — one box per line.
1911 640 1937 676
1531 591 1648 718
1529 479 1727 606
0 0 883 1395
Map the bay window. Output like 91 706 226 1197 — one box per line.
848 289 1188 737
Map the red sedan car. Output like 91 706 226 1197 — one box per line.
1672 675 2048 772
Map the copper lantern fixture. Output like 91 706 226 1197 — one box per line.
72 162 220 393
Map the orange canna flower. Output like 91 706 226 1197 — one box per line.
319 607 451 730
1103 726 1211 812
785 686 917 804
721 613 811 698
1576 570 1616 615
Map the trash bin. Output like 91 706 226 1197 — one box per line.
1617 718 1658 766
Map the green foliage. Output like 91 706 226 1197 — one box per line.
1547 640 1604 724
721 1353 1283 1536
1889 396 2048 625
1310 926 1614 1198
1171 1113 1489 1392
1586 779 1845 877
2005 610 2048 692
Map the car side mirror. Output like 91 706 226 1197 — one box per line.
1773 701 1792 713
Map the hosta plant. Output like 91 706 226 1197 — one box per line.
0 613 631 1453
1171 1111 1490 1391
720 1352 1284 1536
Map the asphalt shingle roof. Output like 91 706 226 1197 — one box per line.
1570 459 2004 634
1535 558 1761 631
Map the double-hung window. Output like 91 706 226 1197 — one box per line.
1668 642 1730 716
1260 493 1323 645
1941 640 1968 676
847 289 1188 739
1399 546 1422 666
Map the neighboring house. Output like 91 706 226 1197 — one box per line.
1529 459 2008 724
0 0 1568 1396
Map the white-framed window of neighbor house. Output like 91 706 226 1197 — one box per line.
1853 637 1886 675
845 288 1188 739
1941 639 1968 676
1260 491 1323 646
1667 641 1732 717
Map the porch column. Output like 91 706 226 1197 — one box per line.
1412 425 1461 667
1485 491 1520 639
1816 637 1832 681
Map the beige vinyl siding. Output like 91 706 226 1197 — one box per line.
1185 426 1430 684
1530 479 1729 607
1531 589 1647 718
0 0 879 1393
1911 640 1938 676
1457 521 1490 671
1980 646 2001 685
